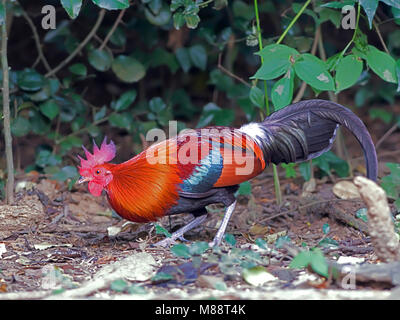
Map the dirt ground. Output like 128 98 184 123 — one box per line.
0 121 399 300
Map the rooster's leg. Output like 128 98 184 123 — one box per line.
209 200 237 247
153 214 208 247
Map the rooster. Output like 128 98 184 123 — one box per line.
77 100 377 246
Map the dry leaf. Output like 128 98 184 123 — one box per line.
333 181 360 199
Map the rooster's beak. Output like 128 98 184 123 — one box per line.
77 176 91 184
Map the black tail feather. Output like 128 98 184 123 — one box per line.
255 99 378 181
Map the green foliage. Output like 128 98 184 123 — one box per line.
155 224 172 238
1 0 399 199
289 248 329 278
281 163 297 178
381 163 400 211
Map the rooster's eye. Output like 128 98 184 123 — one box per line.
96 170 100 175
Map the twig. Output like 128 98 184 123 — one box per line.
45 9 106 78
293 27 320 103
217 53 251 87
375 122 398 150
20 5 52 73
2 1 14 204
260 198 362 223
276 0 311 44
99 9 126 51
373 20 390 54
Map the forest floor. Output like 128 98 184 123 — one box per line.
0 121 399 300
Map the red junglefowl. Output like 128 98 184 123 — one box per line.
77 99 377 247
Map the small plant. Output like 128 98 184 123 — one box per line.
381 163 400 212
289 247 329 278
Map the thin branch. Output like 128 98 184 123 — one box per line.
375 122 399 150
45 9 106 78
99 9 126 51
293 27 320 103
373 20 390 55
217 53 251 87
2 1 14 204
20 5 52 73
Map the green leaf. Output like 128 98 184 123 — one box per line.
112 55 146 83
40 99 60 120
151 272 174 283
189 242 209 255
335 54 363 92
275 235 291 249
197 103 234 127
149 97 166 113
108 113 131 129
170 0 185 11
176 48 191 73
0 3 5 26
309 249 329 277
355 207 368 222
289 251 312 269
148 0 162 14
320 0 355 8
318 237 339 248
322 223 330 235
249 86 265 108
184 13 200 29
110 279 128 292
224 233 236 246
232 0 254 20
359 0 379 28
127 284 147 294
396 59 400 92
11 117 31 137
36 150 61 168
242 266 274 286
299 162 311 181
94 106 107 121
189 45 207 71
392 7 400 25
112 90 137 111
68 63 87 76
88 49 113 72
281 163 296 178
91 0 129 10
170 243 191 258
61 0 82 19
255 238 268 249
173 12 185 30
52 166 79 181
237 181 252 196
17 69 45 91
155 224 172 238
252 44 299 80
145 5 171 26
366 45 397 83
294 54 335 91
369 108 393 124
109 27 126 47
380 0 400 9
271 68 294 110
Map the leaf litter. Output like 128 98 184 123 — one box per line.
0 163 399 299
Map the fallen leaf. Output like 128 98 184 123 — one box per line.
333 181 360 199
242 266 276 286
0 243 6 258
34 243 73 251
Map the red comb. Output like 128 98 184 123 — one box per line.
78 137 116 171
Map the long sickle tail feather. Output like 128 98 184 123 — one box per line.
240 99 378 181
